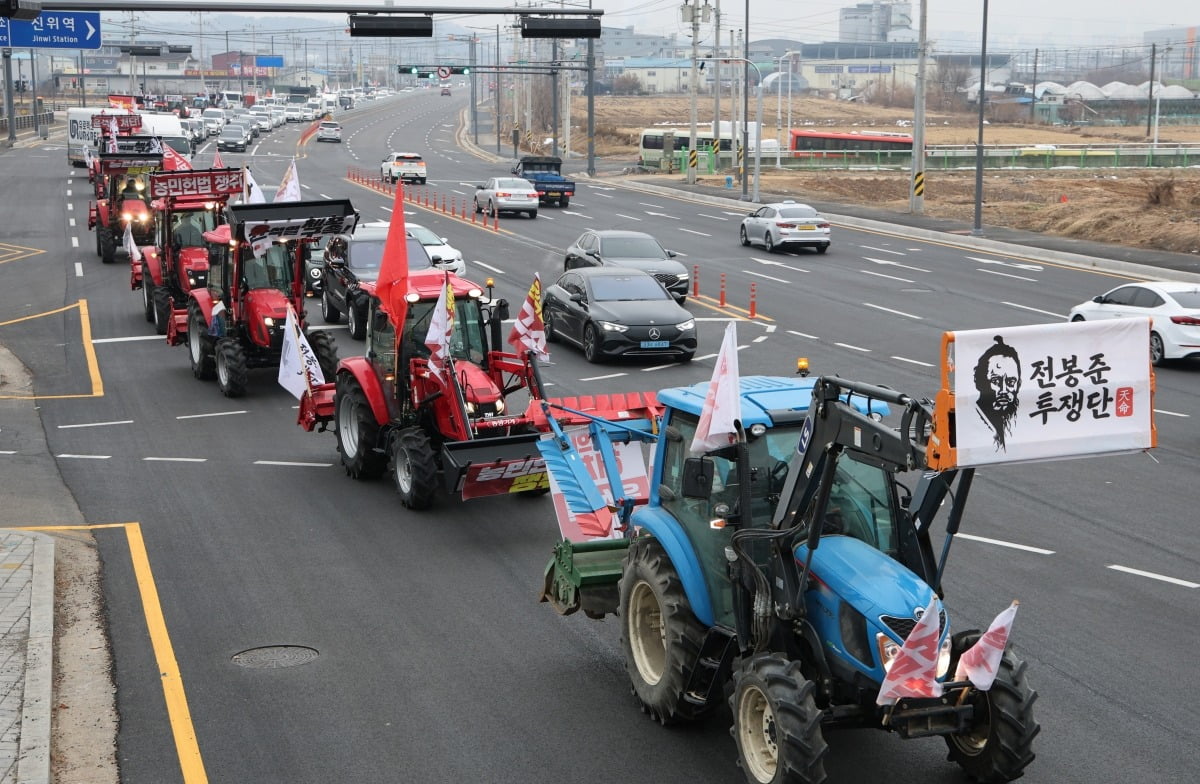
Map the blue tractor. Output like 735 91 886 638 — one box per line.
539 373 1038 784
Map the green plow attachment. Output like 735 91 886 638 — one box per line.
540 538 630 619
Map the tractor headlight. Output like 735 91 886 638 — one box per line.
494 400 505 414
675 319 695 331
121 212 133 222
187 276 196 287
937 636 952 678
465 402 476 414
876 633 903 672
599 321 627 333
263 317 276 327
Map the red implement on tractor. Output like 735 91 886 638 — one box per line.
135 168 244 334
167 200 354 397
298 271 660 509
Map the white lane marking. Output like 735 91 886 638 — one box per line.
56 454 111 460
863 302 923 320
66 203 73 211
641 363 680 371
593 192 613 198
537 213 556 220
319 193 332 199
861 269 914 283
1154 408 1190 418
859 245 906 255
66 189 72 197
644 211 678 220
0 451 17 455
381 206 393 212
968 256 1043 271
693 353 718 361
695 317 739 321
639 202 664 208
144 457 208 463
1002 301 1063 318
69 217 76 227
472 260 505 274
580 373 626 381
75 262 83 277
679 228 711 237
91 335 164 344
614 213 642 221
753 335 769 343
834 342 871 352
72 237 79 248
892 356 935 367
452 189 466 195
253 460 333 467
697 213 729 221
561 211 591 219
744 269 789 284
751 257 809 273
787 330 819 339
955 533 1055 554
57 420 133 430
978 268 1038 282
765 324 777 332
1107 564 1199 589
722 210 745 216
176 410 248 420
864 256 929 272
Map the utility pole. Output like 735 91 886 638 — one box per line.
685 0 700 184
742 22 749 201
551 37 559 157
586 10 595 176
470 35 478 146
909 0 927 214
1029 49 1038 123
712 0 720 146
1146 42 1156 137
496 24 502 156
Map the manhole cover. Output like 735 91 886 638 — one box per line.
231 646 319 669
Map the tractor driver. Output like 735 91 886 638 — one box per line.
172 212 206 249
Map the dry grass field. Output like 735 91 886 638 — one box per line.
577 96 1200 255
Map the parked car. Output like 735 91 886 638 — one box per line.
1068 281 1200 366
320 222 434 340
563 229 689 302
473 177 539 219
542 267 696 363
408 223 465 276
216 125 247 152
316 121 342 143
740 200 831 254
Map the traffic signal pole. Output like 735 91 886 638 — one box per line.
3 49 16 144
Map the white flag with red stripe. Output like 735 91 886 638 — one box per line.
690 321 740 455
243 166 267 204
506 273 549 361
876 597 944 705
274 157 302 202
954 601 1019 691
162 144 192 171
424 275 456 382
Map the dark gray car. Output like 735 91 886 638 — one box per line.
563 229 689 302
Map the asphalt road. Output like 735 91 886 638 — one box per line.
1 89 1198 783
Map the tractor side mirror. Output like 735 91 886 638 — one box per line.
494 298 511 320
681 457 715 499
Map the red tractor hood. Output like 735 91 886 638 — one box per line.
454 358 502 405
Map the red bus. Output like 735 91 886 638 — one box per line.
789 129 913 155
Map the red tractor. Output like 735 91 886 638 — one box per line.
298 270 660 509
87 134 165 265
135 168 244 334
167 200 354 398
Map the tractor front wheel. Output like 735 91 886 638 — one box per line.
390 427 438 509
187 301 215 381
141 274 155 322
308 330 339 379
945 631 1040 783
152 288 171 336
731 653 828 784
216 338 249 398
99 228 116 264
335 375 386 479
618 537 716 724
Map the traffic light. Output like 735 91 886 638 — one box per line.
398 66 419 75
450 67 470 75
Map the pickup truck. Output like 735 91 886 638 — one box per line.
510 155 575 207
380 152 427 184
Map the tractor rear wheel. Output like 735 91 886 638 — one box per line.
335 376 386 480
945 631 1039 783
731 653 828 784
308 330 339 379
187 301 215 381
141 274 155 322
152 288 171 336
618 537 717 724
390 427 438 509
216 339 249 398
99 228 116 264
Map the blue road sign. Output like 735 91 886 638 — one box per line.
0 12 103 50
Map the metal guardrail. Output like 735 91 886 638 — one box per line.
0 112 57 136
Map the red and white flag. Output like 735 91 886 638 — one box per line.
122 221 142 263
954 601 1019 691
424 275 457 382
507 273 549 361
162 144 192 171
876 597 944 705
213 149 226 169
105 118 119 153
274 157 302 202
242 166 267 204
690 321 740 455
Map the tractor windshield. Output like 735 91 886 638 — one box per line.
400 297 487 365
242 242 295 293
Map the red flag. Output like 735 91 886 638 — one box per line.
954 601 1019 691
375 182 410 335
213 149 226 169
506 273 549 360
162 145 192 171
876 598 943 705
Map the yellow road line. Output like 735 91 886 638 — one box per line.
0 242 45 266
691 294 774 322
18 522 207 783
0 299 104 400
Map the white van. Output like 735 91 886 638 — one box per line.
66 106 131 167
219 90 243 109
138 113 192 162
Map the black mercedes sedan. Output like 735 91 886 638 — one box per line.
542 267 697 363
563 229 690 302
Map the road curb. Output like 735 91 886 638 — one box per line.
16 531 54 784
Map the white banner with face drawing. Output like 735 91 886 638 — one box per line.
951 319 1153 467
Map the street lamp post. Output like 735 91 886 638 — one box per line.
702 55 762 202
1152 46 1172 145
972 0 989 237
774 49 800 169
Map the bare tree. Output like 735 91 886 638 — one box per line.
613 73 642 96
933 60 973 110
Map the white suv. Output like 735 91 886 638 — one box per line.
316 121 342 143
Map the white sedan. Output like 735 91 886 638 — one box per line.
740 200 831 254
473 177 539 219
1068 280 1200 365
409 223 465 277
